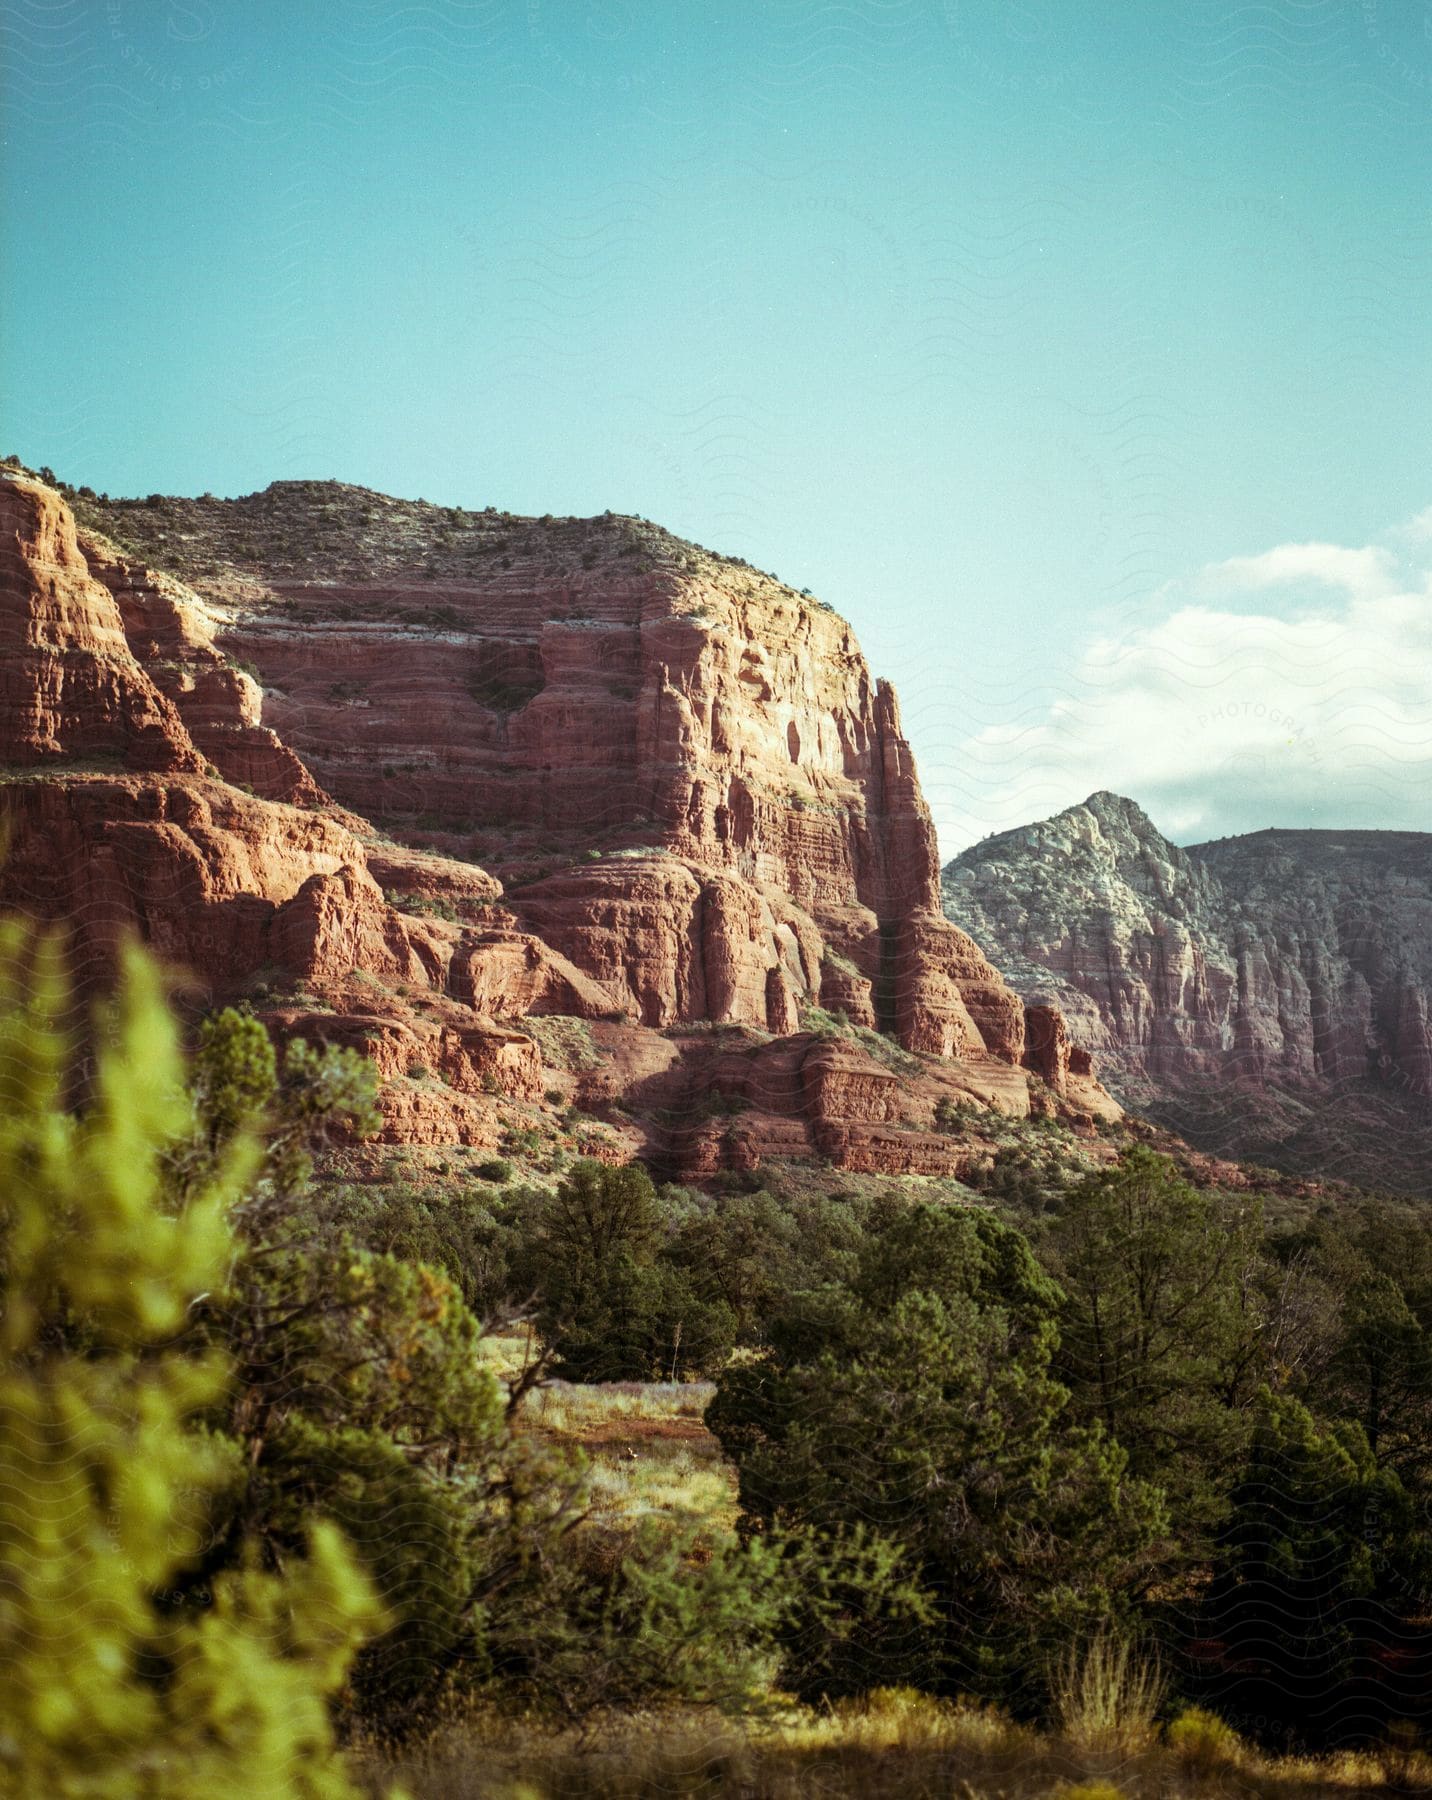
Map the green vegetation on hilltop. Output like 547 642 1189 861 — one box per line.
59 473 811 605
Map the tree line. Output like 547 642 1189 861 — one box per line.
6 933 1432 1794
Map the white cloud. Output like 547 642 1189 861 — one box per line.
1197 541 1399 603
943 526 1432 848
1396 505 1432 545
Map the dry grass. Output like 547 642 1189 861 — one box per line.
355 1695 1431 1800
522 1379 736 1533
1052 1631 1165 1753
581 1442 735 1530
527 1380 713 1429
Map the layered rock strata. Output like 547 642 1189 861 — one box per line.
72 479 1035 1064
0 469 1105 1163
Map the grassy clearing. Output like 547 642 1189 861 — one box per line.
525 1379 714 1430
581 1439 735 1530
474 1341 734 1535
357 1688 1426 1799
477 1329 543 1383
522 1378 735 1533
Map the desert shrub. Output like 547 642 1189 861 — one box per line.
311 1178 513 1317
934 1093 980 1132
663 1189 808 1343
254 1414 473 1711
1049 1148 1264 1536
1166 1704 1243 1771
388 889 461 921
0 932 379 1797
829 1684 972 1749
175 1087 514 1723
1195 1391 1432 1740
767 1527 938 1700
181 1087 798 1731
1284 1200 1432 1491
175 1005 379 1222
489 1520 791 1717
512 1160 736 1381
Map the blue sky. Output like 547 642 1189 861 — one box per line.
4 1 1431 851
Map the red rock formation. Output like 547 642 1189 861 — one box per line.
509 855 825 1033
4 470 1110 1162
102 484 1036 1063
447 928 618 1019
281 1006 543 1110
0 774 429 990
1022 1001 1074 1091
0 475 203 774
638 1025 1098 1181
816 952 877 1029
893 911 1026 1059
76 530 324 805
0 473 574 1141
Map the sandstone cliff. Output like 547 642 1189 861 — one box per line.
0 471 204 775
941 791 1432 1192
0 472 560 1136
0 467 1106 1172
72 478 1033 1065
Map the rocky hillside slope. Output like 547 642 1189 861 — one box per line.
0 465 1110 1175
941 792 1432 1192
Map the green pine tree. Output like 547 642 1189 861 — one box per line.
1050 1148 1263 1535
0 929 384 1798
709 1203 1166 1706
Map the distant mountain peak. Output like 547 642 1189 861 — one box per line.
1070 790 1168 837
940 788 1432 1196
1081 788 1145 817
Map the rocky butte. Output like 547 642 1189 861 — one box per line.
0 466 1110 1176
942 790 1432 1194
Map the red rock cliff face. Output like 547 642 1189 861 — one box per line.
88 483 1025 1061
0 474 204 774
0 474 559 1139
10 471 1114 1167
0 478 451 1004
79 529 322 806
